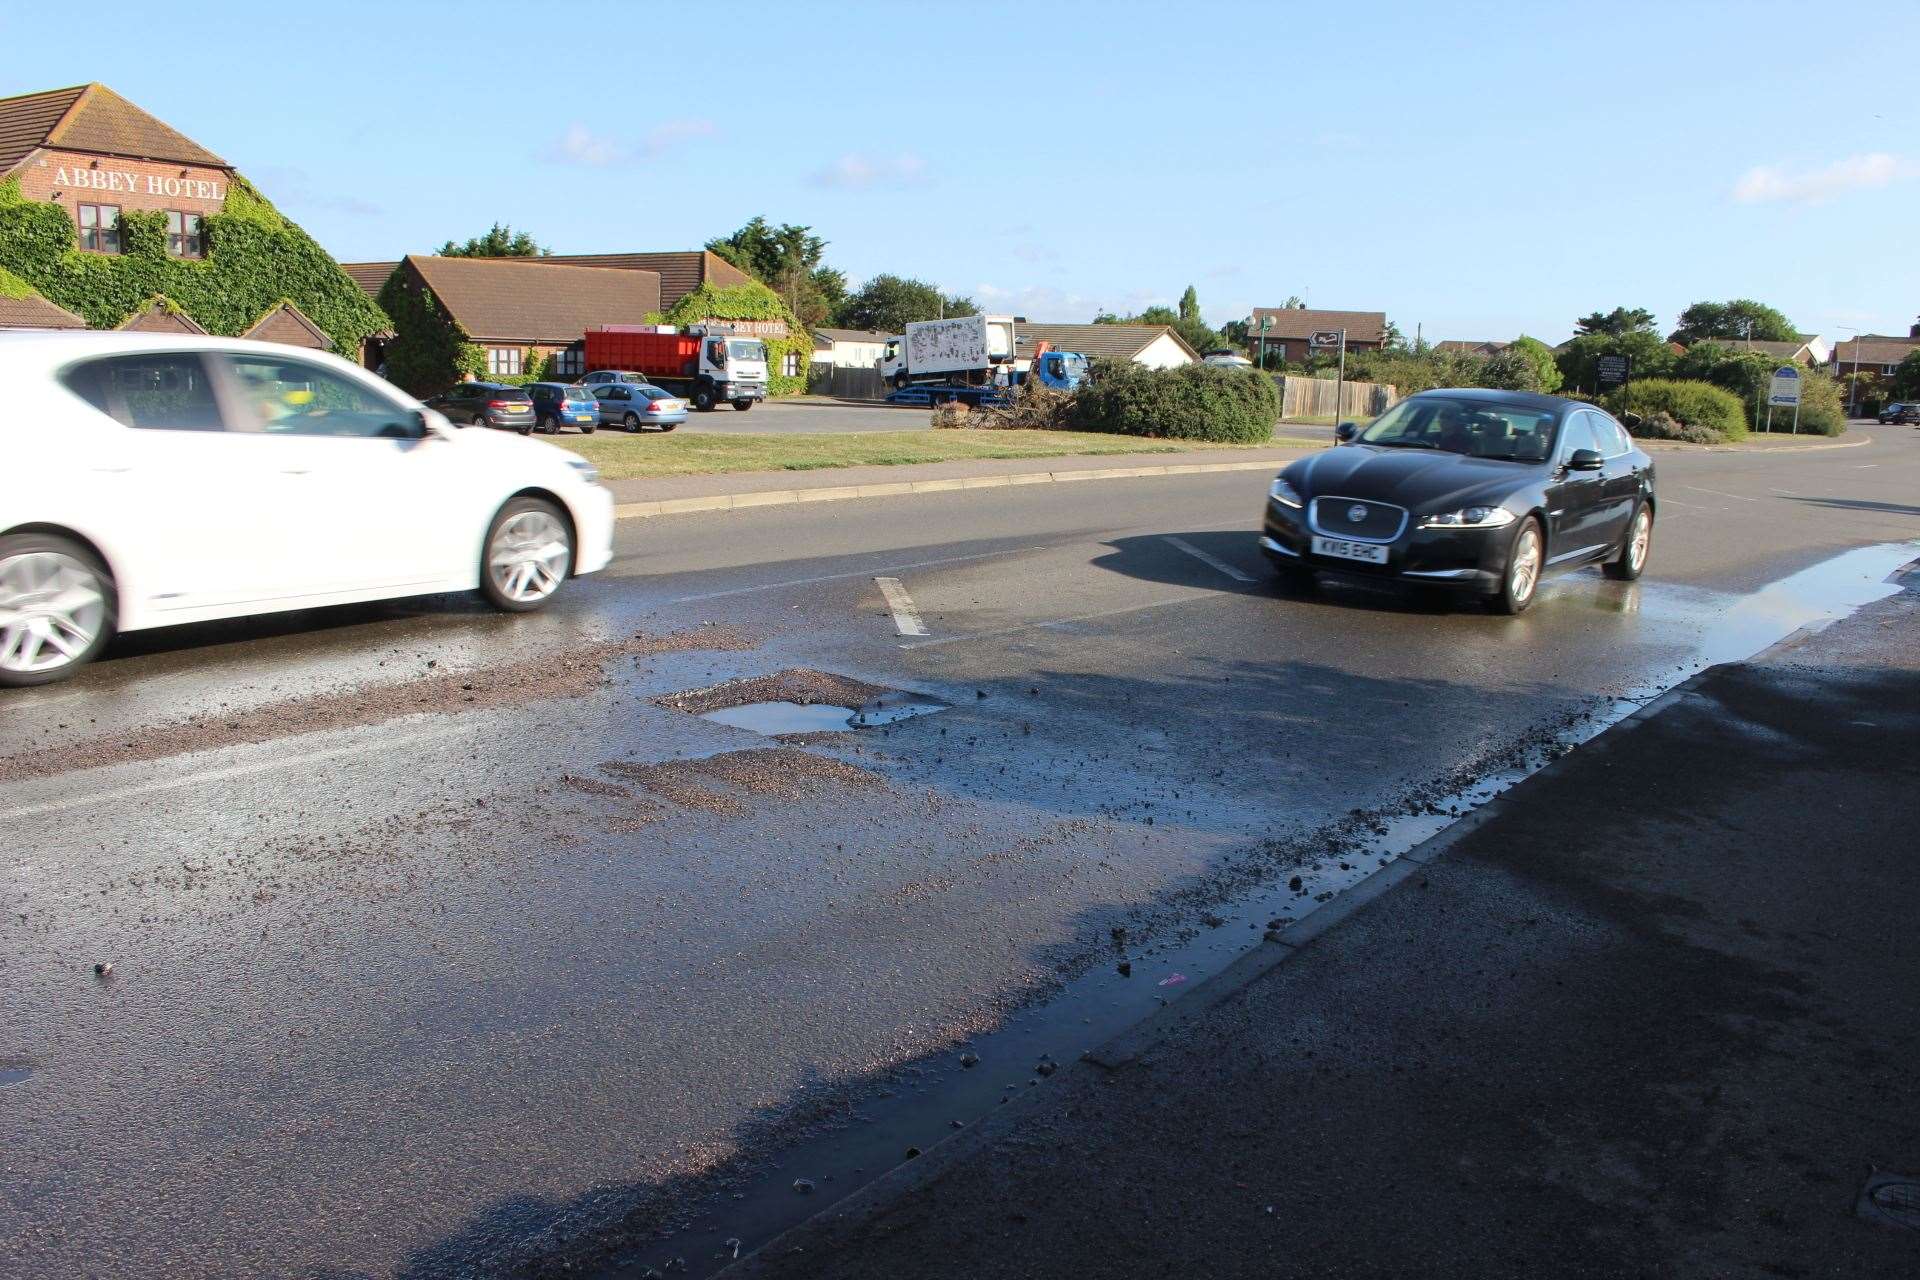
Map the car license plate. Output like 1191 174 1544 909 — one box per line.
657 401 681 412
1311 535 1389 564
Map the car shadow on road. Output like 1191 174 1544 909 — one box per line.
1092 530 1472 617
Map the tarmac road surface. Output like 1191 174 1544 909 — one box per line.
1 423 1915 1278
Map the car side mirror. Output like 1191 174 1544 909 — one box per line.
1334 421 1358 443
415 408 455 440
1566 448 1603 471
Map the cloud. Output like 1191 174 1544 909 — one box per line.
1731 153 1913 205
540 119 718 167
808 153 928 189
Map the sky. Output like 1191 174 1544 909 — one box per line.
5 0 1917 344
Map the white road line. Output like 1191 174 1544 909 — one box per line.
0 726 468 823
900 592 1219 651
1658 497 1714 510
1856 464 1879 469
873 576 930 637
661 544 1056 605
1683 485 1759 503
1162 535 1254 583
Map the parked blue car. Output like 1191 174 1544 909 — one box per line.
526 382 600 434
585 381 688 432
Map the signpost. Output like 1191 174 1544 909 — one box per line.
1595 354 1631 394
1766 365 1802 435
1257 314 1273 369
1311 329 1347 427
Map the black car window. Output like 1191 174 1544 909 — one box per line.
60 352 227 432
1358 398 1556 461
1560 413 1600 460
226 354 420 439
1588 412 1631 457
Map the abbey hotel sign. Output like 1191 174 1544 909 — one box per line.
51 164 222 202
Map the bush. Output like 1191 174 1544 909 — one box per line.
1068 362 1279 443
1766 369 1845 436
1625 410 1720 445
1606 379 1747 442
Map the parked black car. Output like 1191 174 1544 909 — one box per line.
1878 402 1920 424
1260 389 1655 614
426 382 536 434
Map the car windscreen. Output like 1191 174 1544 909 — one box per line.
1358 399 1558 462
727 340 765 361
640 387 678 401
490 388 532 402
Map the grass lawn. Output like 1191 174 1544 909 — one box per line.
551 428 1317 481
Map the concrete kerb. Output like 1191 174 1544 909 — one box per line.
1638 432 1871 455
716 669 1731 1279
612 459 1286 522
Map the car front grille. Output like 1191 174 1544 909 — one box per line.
1308 496 1409 543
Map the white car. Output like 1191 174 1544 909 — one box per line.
0 332 614 687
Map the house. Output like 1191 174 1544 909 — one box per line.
1246 308 1388 363
344 250 756 316
1014 323 1199 370
1684 336 1829 365
382 254 661 387
0 83 384 356
812 327 891 370
1830 334 1920 377
1434 340 1509 358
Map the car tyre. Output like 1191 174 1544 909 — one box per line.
1491 516 1544 615
1604 503 1653 582
478 497 573 614
732 399 753 412
623 413 642 433
537 414 557 435
579 421 596 435
516 422 533 436
693 389 716 412
0 532 116 687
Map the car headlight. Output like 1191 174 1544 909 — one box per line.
1269 477 1304 508
566 457 600 485
1419 505 1515 529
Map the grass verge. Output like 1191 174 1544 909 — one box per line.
552 428 1317 481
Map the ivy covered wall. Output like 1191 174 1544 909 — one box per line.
0 174 387 354
664 282 811 397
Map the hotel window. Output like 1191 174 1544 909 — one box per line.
488 347 522 376
165 211 204 258
782 351 801 377
553 345 584 377
77 203 122 253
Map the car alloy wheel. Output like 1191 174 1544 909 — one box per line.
1493 518 1543 615
1606 505 1653 582
0 545 111 684
624 413 641 432
483 503 572 611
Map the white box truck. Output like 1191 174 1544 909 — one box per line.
878 315 1017 390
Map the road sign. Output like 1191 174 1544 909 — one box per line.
1767 365 1802 407
1310 330 1342 349
1595 354 1631 391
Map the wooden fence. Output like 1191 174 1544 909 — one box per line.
808 364 887 401
1273 375 1398 421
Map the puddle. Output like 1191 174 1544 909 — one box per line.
0 1060 34 1088
589 542 1919 1280
701 702 858 734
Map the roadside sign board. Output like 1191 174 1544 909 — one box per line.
1595 354 1631 391
1768 365 1803 406
1310 329 1342 349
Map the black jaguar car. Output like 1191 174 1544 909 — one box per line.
1260 389 1655 614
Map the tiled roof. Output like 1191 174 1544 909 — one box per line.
403 255 663 344
0 293 86 330
0 83 226 174
116 297 208 334
1248 307 1387 344
1434 340 1510 357
1833 336 1920 366
1014 323 1199 362
508 250 754 309
1683 338 1812 360
813 328 890 344
340 261 399 299
243 301 333 350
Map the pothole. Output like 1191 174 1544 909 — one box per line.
659 669 947 736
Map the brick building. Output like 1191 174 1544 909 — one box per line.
1246 308 1388 364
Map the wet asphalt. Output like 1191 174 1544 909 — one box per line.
2 424 1916 1278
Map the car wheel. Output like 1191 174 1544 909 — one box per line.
516 422 533 436
692 389 716 412
579 421 596 435
0 532 116 687
537 415 556 434
479 497 573 613
732 399 753 412
892 371 909 391
1604 504 1653 582
659 424 677 432
1492 516 1544 615
623 413 642 433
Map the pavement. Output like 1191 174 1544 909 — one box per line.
1 423 1915 1279
724 561 1920 1280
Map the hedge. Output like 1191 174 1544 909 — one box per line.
1069 362 1279 443
0 173 387 356
1606 379 1748 442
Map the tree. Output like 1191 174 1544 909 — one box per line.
1382 318 1405 351
1573 306 1657 337
1891 348 1920 401
1669 299 1798 345
1482 335 1563 393
1095 302 1225 358
439 223 546 257
1555 330 1674 394
1178 285 1200 324
705 217 846 327
836 274 975 333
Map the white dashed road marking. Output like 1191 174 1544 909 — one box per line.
1163 535 1254 583
1683 485 1759 503
873 576 929 637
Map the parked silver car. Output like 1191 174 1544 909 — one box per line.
586 381 687 432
